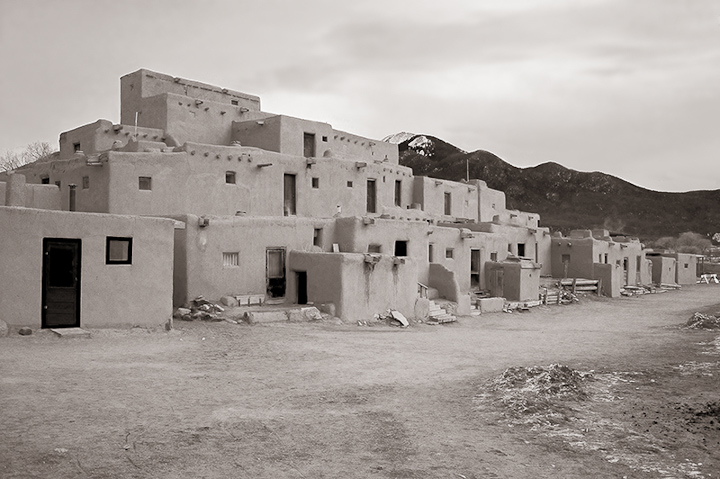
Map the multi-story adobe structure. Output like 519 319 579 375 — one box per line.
0 69 553 329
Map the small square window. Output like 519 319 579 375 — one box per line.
445 248 454 259
684 263 689 268
226 171 236 184
312 177 319 188
138 176 152 190
82 176 89 189
394 241 407 257
223 252 239 267
73 142 81 152
106 237 132 265
347 181 353 188
490 252 498 262
41 177 49 184
231 99 239 106
322 136 328 142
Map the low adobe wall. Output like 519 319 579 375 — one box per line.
0 206 174 329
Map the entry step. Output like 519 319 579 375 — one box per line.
50 328 91 338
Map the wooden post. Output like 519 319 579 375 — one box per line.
597 278 603 296
571 278 577 294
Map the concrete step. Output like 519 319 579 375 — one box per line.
51 328 91 338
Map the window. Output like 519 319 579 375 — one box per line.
684 263 689 269
223 252 239 267
368 244 382 254
322 136 328 142
312 177 319 188
394 180 402 207
226 171 236 184
303 132 316 157
41 177 49 184
313 228 323 247
490 252 498 262
231 99 239 106
444 192 451 215
106 237 132 265
604 254 608 264
637 256 642 272
428 244 435 263
82 176 89 189
138 176 152 190
517 243 525 257
445 248 454 259
73 142 81 152
347 181 353 188
394 241 407 257
366 179 376 213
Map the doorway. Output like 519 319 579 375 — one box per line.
284 174 296 216
266 247 286 298
296 271 307 305
42 238 81 328
470 249 481 289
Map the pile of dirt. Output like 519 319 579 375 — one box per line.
485 364 594 417
683 312 720 330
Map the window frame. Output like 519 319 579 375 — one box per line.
106 237 133 265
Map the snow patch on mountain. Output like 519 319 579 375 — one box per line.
382 132 416 144
408 135 434 156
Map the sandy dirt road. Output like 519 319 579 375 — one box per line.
1 284 719 478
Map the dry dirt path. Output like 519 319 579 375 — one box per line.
1 285 719 478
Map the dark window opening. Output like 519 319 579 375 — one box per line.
394 180 402 207
303 132 316 158
73 142 81 152
394 241 407 257
347 181 353 188
312 177 319 188
284 174 296 216
428 244 434 263
444 192 451 215
604 254 608 264
41 177 50 184
313 228 323 247
490 252 498 262
226 171 236 184
138 176 152 190
231 99 239 106
517 243 525 257
445 248 454 259
106 237 133 265
322 136 328 142
366 179 376 213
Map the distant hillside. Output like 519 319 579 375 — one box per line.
387 134 720 242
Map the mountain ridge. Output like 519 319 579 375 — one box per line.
391 133 720 242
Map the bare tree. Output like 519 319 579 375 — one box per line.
0 141 55 172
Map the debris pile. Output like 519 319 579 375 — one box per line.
683 312 720 330
360 310 410 327
485 364 594 417
174 296 225 322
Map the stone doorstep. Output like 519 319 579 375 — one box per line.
50 327 91 338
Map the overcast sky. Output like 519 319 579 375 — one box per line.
1 0 718 192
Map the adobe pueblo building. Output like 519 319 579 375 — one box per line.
0 69 687 330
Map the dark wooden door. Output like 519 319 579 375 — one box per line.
266 248 286 298
296 271 307 305
470 249 481 289
42 238 81 328
366 179 376 213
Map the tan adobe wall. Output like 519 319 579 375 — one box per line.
174 215 336 306
59 120 166 159
102 144 413 218
120 69 260 128
0 207 174 328
0 175 61 210
475 180 506 222
331 130 398 164
413 177 479 221
672 253 698 285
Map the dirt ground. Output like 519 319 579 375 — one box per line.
2 285 720 479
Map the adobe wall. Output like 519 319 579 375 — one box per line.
551 236 595 278
0 175 61 210
475 180 506 222
593 262 622 298
175 215 335 305
120 69 260 131
649 256 677 285
672 253 698 285
59 120 166 159
104 144 414 218
0 206 174 328
413 177 479 221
